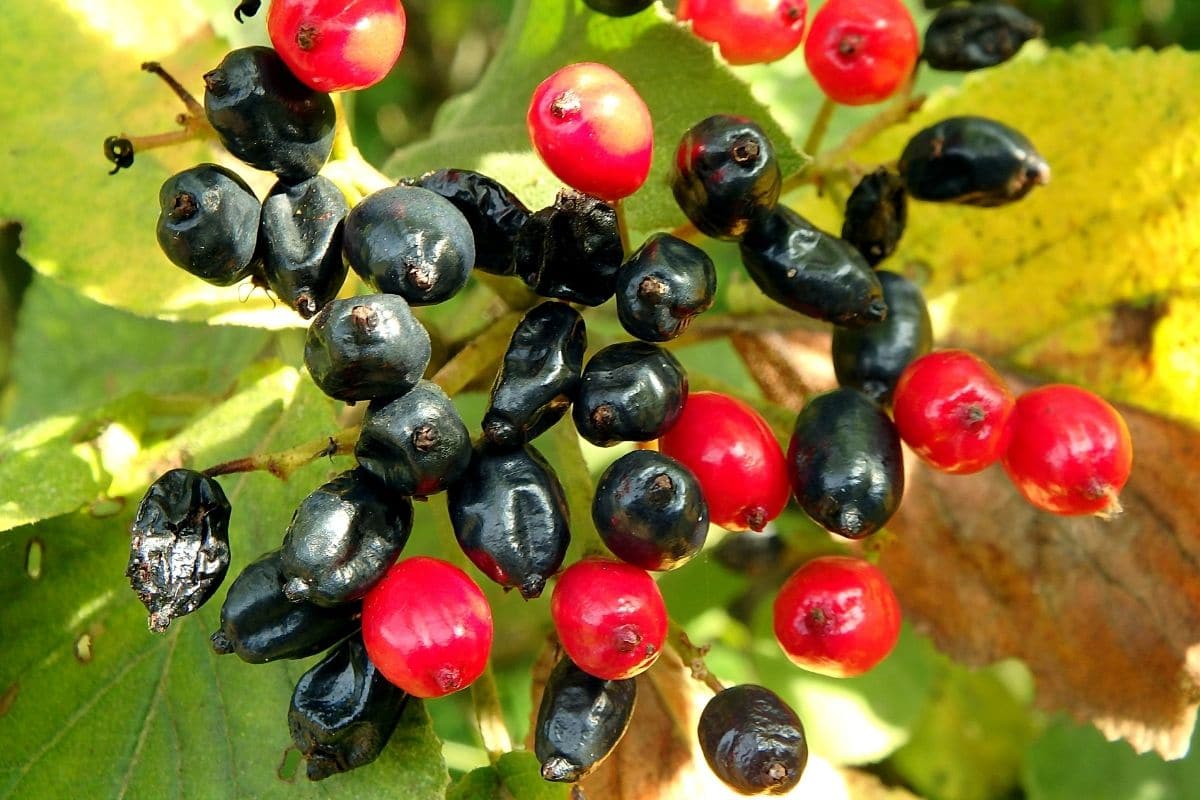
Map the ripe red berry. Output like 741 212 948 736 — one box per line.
659 391 789 531
803 0 918 106
550 558 668 680
1002 385 1133 517
268 0 407 93
892 350 1016 474
362 556 492 698
526 62 654 201
678 0 809 66
773 555 900 678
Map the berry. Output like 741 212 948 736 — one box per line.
899 116 1050 206
672 114 781 240
362 556 493 698
513 190 624 306
923 2 1042 72
592 450 709 571
156 164 260 287
658 391 789 532
583 0 655 16
303 294 431 403
841 167 907 267
678 0 808 65
892 349 1015 474
343 185 475 305
788 388 904 539
573 342 688 447
534 656 637 783
551 558 668 680
526 62 653 201
615 233 717 342
803 0 919 106
831 270 932 405
698 684 807 795
126 469 232 633
259 174 349 318
1001 385 1133 516
268 0 407 92
279 469 413 606
413 168 531 276
773 555 901 677
739 205 887 327
712 529 785 577
203 46 335 183
288 634 408 781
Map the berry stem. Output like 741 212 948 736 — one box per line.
668 620 724 693
547 422 610 559
613 198 633 257
802 97 838 157
430 310 522 395
203 427 359 481
321 93 393 203
730 331 812 412
469 663 511 764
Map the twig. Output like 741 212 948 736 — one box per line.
803 97 837 157
668 620 725 694
470 664 512 764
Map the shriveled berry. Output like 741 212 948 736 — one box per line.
616 233 717 342
923 2 1042 72
126 469 232 633
156 164 260 286
447 442 571 600
413 168 530 276
260 174 348 318
535 656 637 783
804 0 919 106
268 0 407 92
573 342 688 447
513 190 623 306
698 684 807 795
841 168 907 267
678 0 808 65
355 380 472 497
482 301 587 448
582 0 655 16
343 185 475 305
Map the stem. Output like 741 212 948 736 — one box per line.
204 426 358 481
614 198 632 257
322 93 393 200
430 310 520 395
668 620 724 694
803 98 837 157
547 422 609 559
105 63 214 174
470 663 512 764
809 92 926 176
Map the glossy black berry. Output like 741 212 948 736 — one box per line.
787 388 904 539
126 469 231 633
592 450 708 571
482 302 587 448
740 206 887 328
343 186 476 305
831 271 932 404
534 655 637 783
304 294 431 403
447 442 570 600
354 380 473 497
210 550 360 663
413 168 530 276
672 115 781 240
156 164 260 286
572 342 688 447
582 0 655 16
280 469 414 606
259 175 348 318
512 190 623 306
289 634 409 781
841 168 908 267
899 116 1050 206
698 684 807 796
616 233 717 342
923 2 1042 72
203 46 335 183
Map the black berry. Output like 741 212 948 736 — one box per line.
698 684 807 796
412 168 530 276
572 342 688 447
582 0 655 16
841 168 908 267
259 174 349 318
512 190 623 306
534 655 637 783
156 164 260 286
712 529 786 577
923 2 1042 72
616 233 717 342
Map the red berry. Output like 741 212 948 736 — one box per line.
678 0 809 66
362 556 492 698
773 555 901 678
892 350 1015 474
1002 385 1133 516
659 391 789 531
550 558 668 680
268 0 407 93
527 62 654 201
803 0 918 106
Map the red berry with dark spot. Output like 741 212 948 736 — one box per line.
678 0 809 66
803 0 919 106
268 0 407 92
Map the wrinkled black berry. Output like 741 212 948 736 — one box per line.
259 175 348 319
413 168 530 275
355 380 473 497
672 115 781 240
156 164 260 286
280 469 413 607
343 185 476 305
698 684 807 796
712 530 786 577
582 0 655 16
512 190 623 306
740 206 887 328
616 233 717 342
788 388 904 539
289 634 409 781
831 271 932 404
841 168 908 267
593 450 708 571
535 656 637 783
899 116 1050 206
482 302 587 448
126 469 232 633
573 342 688 447
203 46 335 183
447 442 570 600
924 2 1042 72
304 294 431 403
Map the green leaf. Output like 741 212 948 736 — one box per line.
0 416 106 532
447 752 570 800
